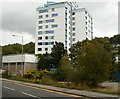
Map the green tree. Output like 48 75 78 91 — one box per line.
51 42 67 68
57 54 71 81
37 53 52 70
75 41 112 87
24 42 35 54
69 39 90 67
109 34 120 44
2 42 35 55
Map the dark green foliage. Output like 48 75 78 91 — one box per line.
69 40 89 67
37 42 67 70
51 42 67 67
69 38 113 87
37 53 52 70
109 34 120 44
2 42 35 55
24 42 35 54
58 54 71 81
77 42 112 87
2 70 12 79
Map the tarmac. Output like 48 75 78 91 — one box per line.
1 78 120 99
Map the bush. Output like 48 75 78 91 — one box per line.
2 70 12 79
23 70 53 80
41 76 57 85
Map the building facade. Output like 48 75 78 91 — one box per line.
35 2 93 54
2 54 37 76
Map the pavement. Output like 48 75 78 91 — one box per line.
1 78 120 99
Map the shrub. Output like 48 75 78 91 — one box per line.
23 70 53 80
41 76 57 85
2 70 12 79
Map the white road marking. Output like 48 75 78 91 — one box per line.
3 86 15 91
22 92 37 98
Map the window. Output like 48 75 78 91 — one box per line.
46 19 54 23
51 42 54 45
52 24 58 28
45 42 48 45
45 36 48 39
85 11 87 14
46 14 49 18
73 22 75 25
38 42 42 45
10 63 16 65
86 22 87 25
38 31 42 34
86 27 87 30
72 12 75 15
38 37 42 40
39 9 48 13
52 13 58 17
72 17 75 20
73 38 75 41
88 20 90 23
52 8 54 11
3 63 8 66
45 48 48 51
39 15 43 19
51 36 54 39
85 16 87 20
38 26 42 29
38 48 42 51
45 30 54 34
38 21 42 24
42 42 45 45
73 27 75 31
17 62 22 65
65 13 67 16
48 42 54 45
45 25 48 28
73 33 75 36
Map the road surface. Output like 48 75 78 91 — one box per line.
2 81 84 99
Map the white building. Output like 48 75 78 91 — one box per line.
35 2 93 54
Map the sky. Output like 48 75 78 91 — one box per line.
0 0 119 45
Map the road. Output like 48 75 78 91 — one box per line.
2 81 84 99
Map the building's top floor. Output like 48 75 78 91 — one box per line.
36 1 79 11
36 1 92 18
72 8 92 18
2 54 37 63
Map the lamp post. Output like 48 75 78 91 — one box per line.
12 35 24 76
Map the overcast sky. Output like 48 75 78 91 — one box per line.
1 0 119 45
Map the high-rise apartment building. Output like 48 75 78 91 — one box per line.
35 2 93 54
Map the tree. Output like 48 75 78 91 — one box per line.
37 53 52 70
37 42 66 70
2 42 35 55
51 42 67 68
58 54 71 81
75 41 112 87
69 39 89 67
109 34 120 44
24 42 35 54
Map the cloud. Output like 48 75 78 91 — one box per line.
1 29 35 46
2 2 38 35
1 1 119 46
78 2 118 37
